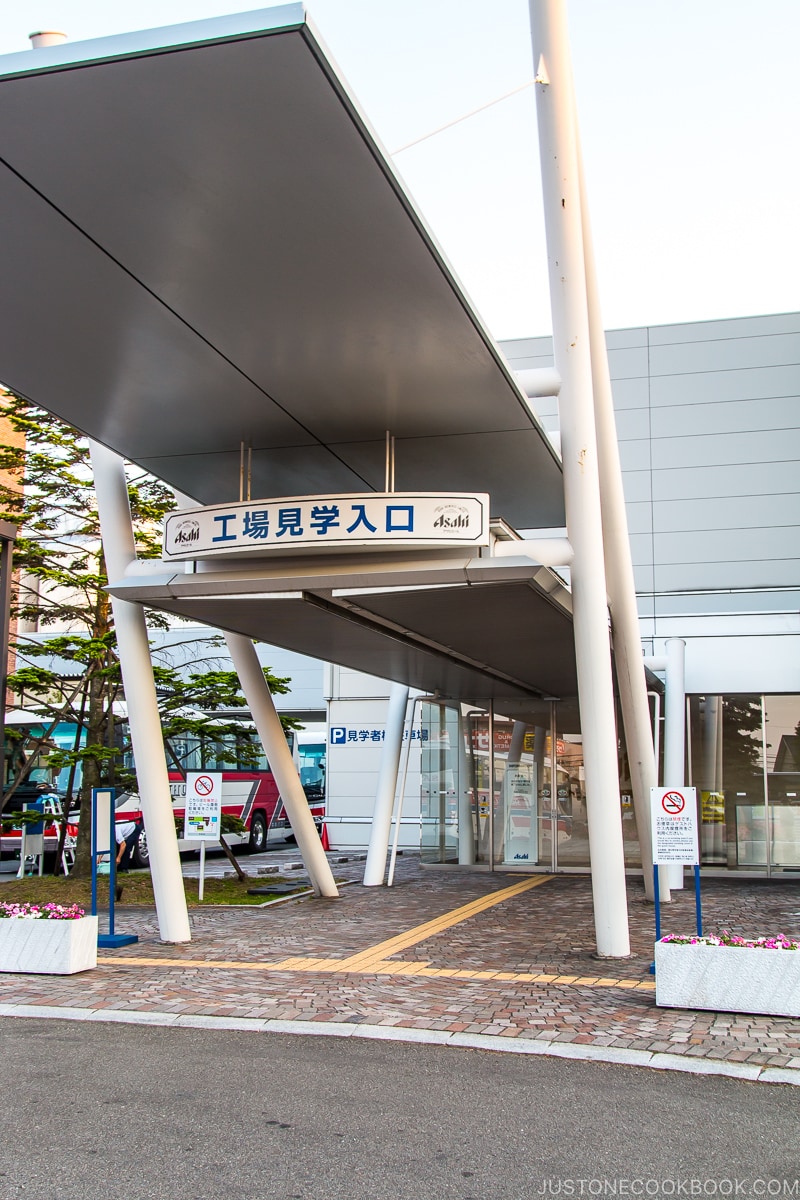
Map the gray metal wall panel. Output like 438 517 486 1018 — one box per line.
622 470 653 504
628 532 654 566
648 313 800 345
653 493 800 534
610 377 650 410
605 327 648 349
650 364 799 408
651 396 800 439
619 438 652 472
654 527 798 566
654 559 800 592
607 346 649 379
626 501 654 535
633 563 655 592
652 590 800 616
649 333 800 376
532 396 559 418
615 408 652 442
652 429 800 471
652 460 799 502
500 313 800 693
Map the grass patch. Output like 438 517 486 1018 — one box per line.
0 871 310 908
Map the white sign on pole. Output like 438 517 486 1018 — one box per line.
93 788 114 854
650 787 699 865
184 772 223 841
163 492 490 560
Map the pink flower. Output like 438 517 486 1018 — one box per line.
660 930 799 950
0 901 85 920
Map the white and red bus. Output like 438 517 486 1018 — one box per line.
1 716 326 869
117 724 326 866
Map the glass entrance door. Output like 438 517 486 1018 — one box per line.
417 700 614 872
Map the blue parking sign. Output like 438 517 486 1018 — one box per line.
330 727 346 744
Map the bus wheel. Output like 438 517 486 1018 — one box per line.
248 812 268 854
132 832 150 869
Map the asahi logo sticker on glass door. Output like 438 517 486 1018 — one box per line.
163 492 489 559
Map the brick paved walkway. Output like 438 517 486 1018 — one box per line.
1 856 799 1085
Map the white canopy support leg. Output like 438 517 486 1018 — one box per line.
364 683 410 886
530 0 630 956
224 632 338 898
576 131 667 907
89 442 190 943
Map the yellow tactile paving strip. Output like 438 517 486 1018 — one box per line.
96 874 655 992
319 874 552 971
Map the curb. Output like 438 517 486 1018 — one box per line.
0 1003 797 1086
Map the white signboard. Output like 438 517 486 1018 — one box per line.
92 788 114 855
184 772 223 841
163 492 489 560
650 787 699 865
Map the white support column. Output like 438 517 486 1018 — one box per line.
576 135 666 906
89 442 190 943
530 0 630 956
364 683 409 886
225 632 338 898
663 638 687 889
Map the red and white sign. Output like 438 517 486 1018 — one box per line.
650 786 699 865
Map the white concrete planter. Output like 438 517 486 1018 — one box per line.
655 940 800 1017
0 916 98 975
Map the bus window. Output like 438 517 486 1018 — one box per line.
298 741 325 801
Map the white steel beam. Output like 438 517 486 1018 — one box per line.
576 139 668 906
364 682 410 886
90 442 191 943
225 632 339 898
530 0 630 956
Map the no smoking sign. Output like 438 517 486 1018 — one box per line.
650 786 698 865
661 790 685 815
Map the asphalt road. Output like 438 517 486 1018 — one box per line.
0 1020 797 1200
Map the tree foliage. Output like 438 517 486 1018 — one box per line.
0 392 293 874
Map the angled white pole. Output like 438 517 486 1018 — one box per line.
364 682 409 886
225 632 339 898
90 442 191 943
575 142 667 905
530 0 630 956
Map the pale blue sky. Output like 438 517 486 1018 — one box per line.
2 1 798 339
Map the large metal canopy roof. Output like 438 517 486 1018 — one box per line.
0 6 563 529
0 7 576 707
110 550 578 708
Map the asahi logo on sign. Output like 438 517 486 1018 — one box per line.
433 504 470 530
172 518 200 547
162 493 489 560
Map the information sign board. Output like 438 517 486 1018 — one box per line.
163 492 489 559
184 772 223 841
650 787 699 865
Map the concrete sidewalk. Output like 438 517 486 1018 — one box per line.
1 855 799 1086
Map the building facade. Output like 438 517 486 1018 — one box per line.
322 312 800 877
